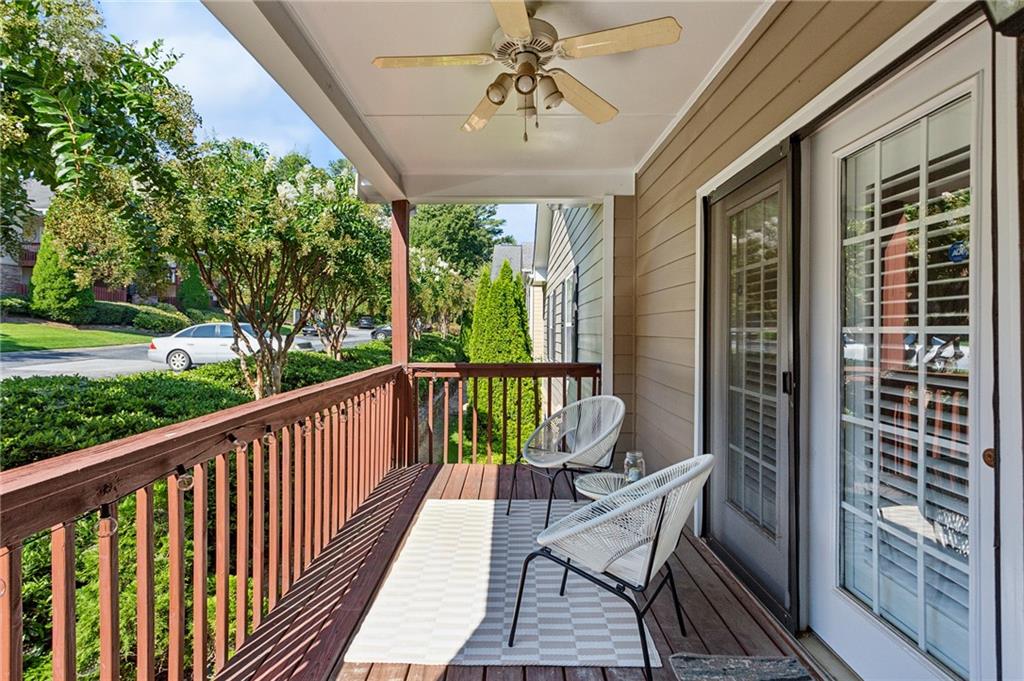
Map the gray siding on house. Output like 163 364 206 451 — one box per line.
631 1 927 472
544 202 604 410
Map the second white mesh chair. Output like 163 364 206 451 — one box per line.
506 394 625 526
507 455 715 681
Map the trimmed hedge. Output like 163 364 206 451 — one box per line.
0 333 465 470
131 306 190 333
185 307 228 323
88 300 140 326
0 295 31 318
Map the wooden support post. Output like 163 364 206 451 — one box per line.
390 199 411 466
390 199 411 365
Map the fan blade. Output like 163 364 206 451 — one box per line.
490 0 532 41
462 95 501 132
372 53 495 68
555 17 682 59
548 69 618 124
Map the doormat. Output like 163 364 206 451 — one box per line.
669 653 813 681
343 499 661 667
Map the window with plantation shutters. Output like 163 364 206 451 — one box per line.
838 97 972 678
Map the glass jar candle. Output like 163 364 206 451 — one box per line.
624 451 646 482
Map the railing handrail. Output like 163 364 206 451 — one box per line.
408 361 601 379
0 363 403 546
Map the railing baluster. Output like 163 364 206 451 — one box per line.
235 444 249 649
534 377 540 433
322 409 332 545
516 377 523 463
442 379 450 464
427 378 435 463
547 376 552 418
253 439 265 628
472 377 479 463
52 522 76 681
313 414 323 558
562 375 568 411
458 377 465 463
192 462 208 681
331 406 341 534
98 505 119 681
502 377 509 465
135 488 154 681
303 417 313 568
268 433 280 609
281 428 292 595
214 452 229 671
412 376 420 464
344 399 353 521
292 421 303 579
168 473 185 681
487 376 494 464
1 545 23 681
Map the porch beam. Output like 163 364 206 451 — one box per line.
390 199 410 364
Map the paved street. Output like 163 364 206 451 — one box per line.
0 328 374 379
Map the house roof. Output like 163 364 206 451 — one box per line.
490 242 533 280
204 0 767 204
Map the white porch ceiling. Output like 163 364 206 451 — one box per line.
205 0 765 203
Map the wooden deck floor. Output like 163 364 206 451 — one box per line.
219 463 821 681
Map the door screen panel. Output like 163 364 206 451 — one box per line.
727 194 781 535
838 97 971 678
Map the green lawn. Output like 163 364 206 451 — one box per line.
0 320 151 352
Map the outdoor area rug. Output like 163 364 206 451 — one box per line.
669 653 812 681
343 499 661 667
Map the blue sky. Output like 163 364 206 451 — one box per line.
97 0 536 244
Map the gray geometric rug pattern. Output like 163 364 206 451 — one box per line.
669 653 813 681
344 499 661 667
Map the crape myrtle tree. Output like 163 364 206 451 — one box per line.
1 0 198 262
409 203 511 277
313 177 390 360
409 245 470 339
153 140 352 398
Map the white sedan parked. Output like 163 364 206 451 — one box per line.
149 323 308 371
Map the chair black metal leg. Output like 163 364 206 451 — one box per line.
508 551 541 647
506 461 518 515
559 559 570 596
543 469 560 528
635 607 653 681
568 469 578 502
665 564 687 636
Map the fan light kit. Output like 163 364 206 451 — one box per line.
372 0 682 142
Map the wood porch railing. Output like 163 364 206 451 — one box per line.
0 361 598 681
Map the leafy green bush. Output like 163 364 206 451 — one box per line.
153 301 178 313
184 307 228 323
0 295 31 318
29 231 95 323
132 306 190 333
87 301 140 326
178 262 210 310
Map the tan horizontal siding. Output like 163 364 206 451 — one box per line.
631 0 926 469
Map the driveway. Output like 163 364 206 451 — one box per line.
0 328 375 379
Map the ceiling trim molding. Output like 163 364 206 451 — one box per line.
633 0 777 177
203 0 406 201
402 171 634 204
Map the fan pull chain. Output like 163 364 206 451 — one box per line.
523 115 528 143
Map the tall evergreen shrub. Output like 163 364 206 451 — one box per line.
468 260 536 460
29 231 94 324
177 262 210 310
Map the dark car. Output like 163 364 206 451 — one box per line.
371 324 392 340
356 315 376 329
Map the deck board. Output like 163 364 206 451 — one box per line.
220 464 821 681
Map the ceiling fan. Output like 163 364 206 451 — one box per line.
371 0 682 141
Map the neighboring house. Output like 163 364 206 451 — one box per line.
489 242 543 362
0 180 50 297
0 180 179 304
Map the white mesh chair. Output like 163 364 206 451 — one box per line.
506 395 625 526
507 455 715 681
